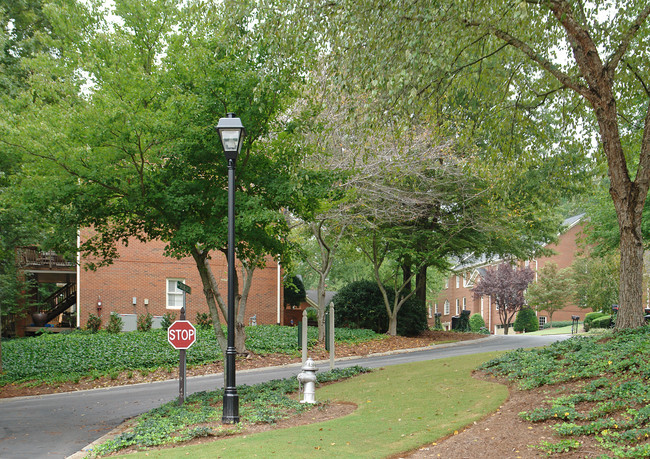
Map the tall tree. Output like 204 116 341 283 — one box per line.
525 262 574 327
308 0 650 329
472 263 535 335
571 251 620 313
1 0 331 358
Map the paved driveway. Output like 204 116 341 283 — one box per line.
0 334 570 458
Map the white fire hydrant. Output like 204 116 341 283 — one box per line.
297 358 318 404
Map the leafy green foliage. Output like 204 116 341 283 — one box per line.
88 366 370 457
513 308 539 333
0 326 381 386
333 280 428 336
591 316 612 330
584 312 608 332
105 312 123 334
85 314 101 333
480 327 650 457
469 313 485 333
195 313 212 329
160 312 175 331
525 262 574 326
136 313 153 332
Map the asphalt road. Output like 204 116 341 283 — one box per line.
0 333 570 459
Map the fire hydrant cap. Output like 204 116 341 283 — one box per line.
301 358 318 372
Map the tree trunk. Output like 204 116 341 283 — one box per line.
235 321 246 355
191 247 227 354
402 261 412 293
616 224 646 328
387 313 397 336
317 278 327 341
503 323 510 335
416 265 427 305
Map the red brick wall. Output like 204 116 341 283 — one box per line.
78 237 282 328
432 221 591 332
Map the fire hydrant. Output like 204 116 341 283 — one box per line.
297 358 318 404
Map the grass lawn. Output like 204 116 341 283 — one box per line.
114 352 506 458
526 325 577 335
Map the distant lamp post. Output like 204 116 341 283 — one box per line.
215 113 245 423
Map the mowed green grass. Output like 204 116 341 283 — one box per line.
116 352 506 458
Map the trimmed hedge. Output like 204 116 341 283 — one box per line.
332 280 428 336
584 312 607 331
591 315 612 329
542 320 574 329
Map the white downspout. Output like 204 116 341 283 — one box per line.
276 259 281 324
76 231 81 328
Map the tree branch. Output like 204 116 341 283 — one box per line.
605 4 650 79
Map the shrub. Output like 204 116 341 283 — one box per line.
584 312 607 331
160 312 175 331
333 280 427 336
196 312 212 329
106 312 123 334
453 310 471 331
469 313 486 333
137 313 153 332
591 315 611 329
86 313 102 332
513 308 539 333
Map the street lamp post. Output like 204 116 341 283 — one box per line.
216 113 245 423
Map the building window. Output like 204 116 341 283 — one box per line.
434 303 439 314
539 316 547 329
444 300 450 315
167 278 185 309
444 278 449 289
462 297 466 311
455 299 460 315
428 305 432 318
455 276 460 288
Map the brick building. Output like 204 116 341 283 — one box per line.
431 215 588 333
15 237 284 335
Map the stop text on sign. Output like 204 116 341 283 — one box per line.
168 320 197 350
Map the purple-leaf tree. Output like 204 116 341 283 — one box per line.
472 263 535 335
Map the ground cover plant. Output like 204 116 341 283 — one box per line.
87 366 369 457
480 327 650 457
111 352 506 458
0 325 383 387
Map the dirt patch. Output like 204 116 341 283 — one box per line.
399 373 610 459
0 330 483 398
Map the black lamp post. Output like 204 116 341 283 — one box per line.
216 113 245 423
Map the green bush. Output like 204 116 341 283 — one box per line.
137 313 153 332
333 280 428 336
196 312 212 329
584 312 607 331
591 315 611 329
106 312 123 334
513 308 539 333
453 310 471 331
160 312 175 331
86 313 102 332
469 313 486 332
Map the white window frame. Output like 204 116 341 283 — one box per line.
444 278 449 289
538 316 547 329
455 276 460 288
444 300 450 315
434 303 439 314
166 278 186 310
455 299 460 315
462 297 466 311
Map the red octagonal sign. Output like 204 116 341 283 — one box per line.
168 320 197 350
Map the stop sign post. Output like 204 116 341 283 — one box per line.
169 281 194 404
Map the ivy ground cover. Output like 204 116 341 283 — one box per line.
0 325 381 386
480 326 650 458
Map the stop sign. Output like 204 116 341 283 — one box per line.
168 320 197 350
